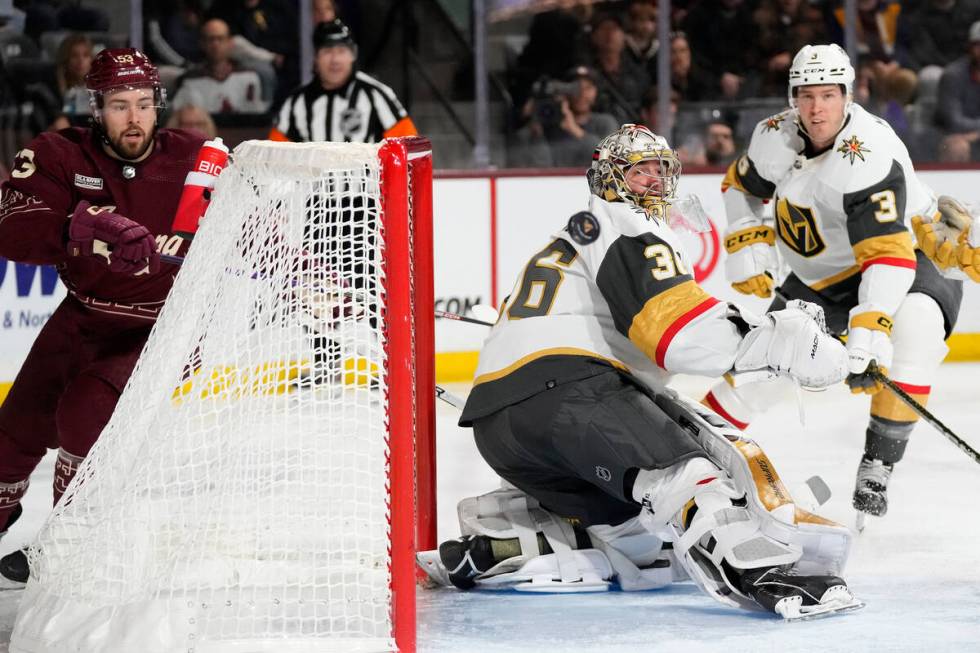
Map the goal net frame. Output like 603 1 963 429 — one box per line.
9 136 436 653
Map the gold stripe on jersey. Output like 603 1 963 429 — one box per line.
721 158 747 194
810 265 860 291
724 224 775 254
628 280 715 367
721 155 776 199
852 231 916 270
850 311 894 335
871 387 929 422
473 348 628 386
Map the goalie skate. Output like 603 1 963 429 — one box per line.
740 567 864 621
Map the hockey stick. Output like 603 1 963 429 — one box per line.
434 309 494 328
435 385 467 410
866 361 980 465
93 239 184 267
772 288 979 464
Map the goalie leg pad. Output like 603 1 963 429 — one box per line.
631 456 802 609
651 390 854 578
419 486 675 592
424 487 613 592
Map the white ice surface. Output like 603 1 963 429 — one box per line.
3 364 980 652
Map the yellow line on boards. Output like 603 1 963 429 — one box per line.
2 336 980 407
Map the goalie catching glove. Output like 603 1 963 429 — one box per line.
724 216 778 298
732 300 848 389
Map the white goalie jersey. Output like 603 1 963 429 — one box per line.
459 196 743 424
723 103 933 314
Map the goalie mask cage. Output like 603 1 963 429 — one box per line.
9 138 435 653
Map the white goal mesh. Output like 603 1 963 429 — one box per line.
10 139 431 653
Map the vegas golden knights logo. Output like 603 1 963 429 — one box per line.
775 198 825 257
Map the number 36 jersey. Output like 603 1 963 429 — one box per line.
459 196 743 425
723 103 934 311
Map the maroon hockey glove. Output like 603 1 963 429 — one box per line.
68 201 160 275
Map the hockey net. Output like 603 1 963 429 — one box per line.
10 138 435 653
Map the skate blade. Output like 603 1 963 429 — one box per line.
416 549 453 588
776 587 865 621
855 512 867 533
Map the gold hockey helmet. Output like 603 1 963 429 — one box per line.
587 124 680 218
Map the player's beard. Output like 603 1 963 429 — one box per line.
108 124 153 160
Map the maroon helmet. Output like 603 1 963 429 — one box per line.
85 48 166 108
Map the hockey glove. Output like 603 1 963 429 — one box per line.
733 300 848 389
912 196 978 277
845 304 894 395
724 217 778 298
950 197 980 282
68 201 160 275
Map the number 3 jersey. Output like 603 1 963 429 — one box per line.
723 103 934 315
459 196 743 425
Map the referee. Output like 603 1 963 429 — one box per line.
268 19 417 143
272 19 416 388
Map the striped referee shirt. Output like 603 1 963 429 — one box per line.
269 70 417 143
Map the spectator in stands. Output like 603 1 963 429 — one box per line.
589 12 649 125
754 0 828 96
624 0 659 79
509 4 591 114
170 18 268 115
669 32 712 102
23 32 93 132
896 0 980 72
831 1 917 122
145 0 206 68
510 65 618 168
638 85 678 137
313 0 337 23
682 0 760 100
937 20 980 161
269 19 416 143
209 0 299 106
166 103 218 139
703 118 738 166
0 0 26 35
54 32 93 120
829 1 901 61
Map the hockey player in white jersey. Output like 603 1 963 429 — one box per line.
705 44 963 520
420 124 863 620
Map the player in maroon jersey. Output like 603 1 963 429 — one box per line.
0 48 206 585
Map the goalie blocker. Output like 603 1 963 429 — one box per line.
420 390 862 621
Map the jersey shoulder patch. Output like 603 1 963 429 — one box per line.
828 106 910 193
567 210 601 245
747 109 799 184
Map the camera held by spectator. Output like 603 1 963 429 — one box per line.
530 76 581 131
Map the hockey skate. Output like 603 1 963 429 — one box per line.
737 566 864 621
0 548 28 589
0 503 22 540
853 456 892 530
418 535 497 589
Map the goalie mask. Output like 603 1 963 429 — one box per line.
588 124 680 220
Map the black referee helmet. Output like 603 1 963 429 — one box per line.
313 19 357 55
